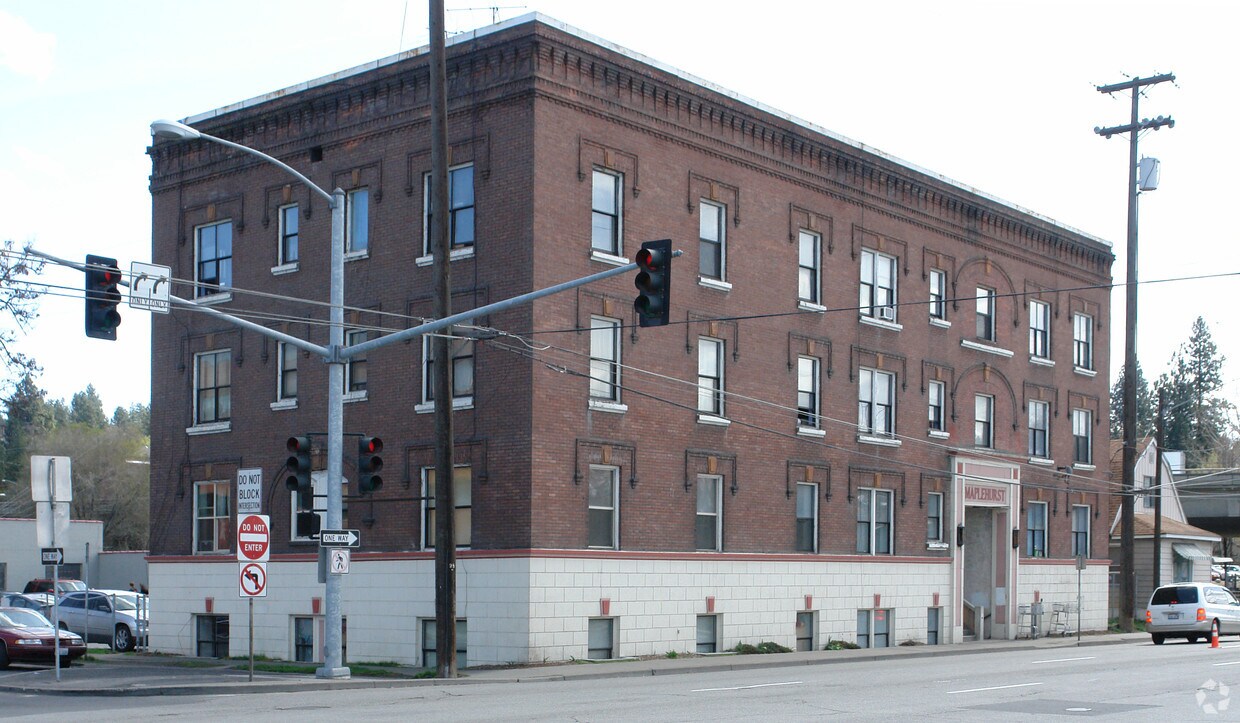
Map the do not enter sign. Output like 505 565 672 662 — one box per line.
237 514 270 562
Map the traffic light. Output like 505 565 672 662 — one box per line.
358 436 383 495
634 239 672 327
85 254 122 340
285 436 313 504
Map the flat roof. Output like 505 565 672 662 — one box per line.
184 12 1109 249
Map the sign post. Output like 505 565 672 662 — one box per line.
32 455 71 683
237 513 269 681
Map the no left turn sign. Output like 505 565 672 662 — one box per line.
239 562 267 597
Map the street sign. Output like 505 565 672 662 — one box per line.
329 548 350 575
30 455 72 502
40 547 64 566
129 261 171 314
319 529 360 548
236 468 263 515
239 562 267 597
237 514 271 562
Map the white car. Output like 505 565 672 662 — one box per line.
54 591 148 651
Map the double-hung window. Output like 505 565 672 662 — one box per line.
927 491 944 543
346 188 369 254
699 201 726 281
195 350 231 425
798 230 820 304
274 342 298 406
278 204 299 265
1028 400 1049 458
696 475 722 551
1072 408 1092 464
796 482 817 552
423 466 472 548
976 287 996 342
591 169 622 255
423 336 475 404
1029 300 1050 358
195 221 232 297
1027 501 1048 557
928 380 946 433
345 329 368 394
856 487 893 554
859 249 897 320
797 356 820 429
697 337 724 417
589 317 621 402
424 164 476 254
1071 504 1090 557
194 480 231 553
858 368 895 437
974 394 994 448
588 465 619 549
929 269 946 320
1073 313 1093 370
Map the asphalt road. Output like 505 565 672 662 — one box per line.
2 638 1237 720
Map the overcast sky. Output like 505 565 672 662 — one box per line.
0 0 1234 413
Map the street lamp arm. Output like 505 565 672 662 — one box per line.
150 119 335 206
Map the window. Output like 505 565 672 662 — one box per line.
1072 409 1092 464
974 394 994 448
696 475 722 551
421 618 467 669
928 380 946 433
346 188 369 254
1144 475 1155 509
196 614 229 658
857 609 891 648
278 204 299 265
1173 552 1192 583
859 249 897 320
277 342 297 402
345 329 368 394
1071 504 1090 557
1027 501 1048 557
798 230 820 303
927 608 941 645
195 220 232 297
696 615 718 653
858 368 895 437
797 356 820 428
589 317 621 402
1073 313 1093 370
698 200 726 280
796 482 818 552
291 472 326 541
194 350 231 425
1028 400 1049 458
587 618 614 660
588 465 618 549
975 287 996 341
423 336 475 403
293 617 315 662
927 492 944 543
1029 300 1050 358
796 612 815 652
929 269 946 320
591 169 622 255
697 337 724 417
856 488 893 555
423 466 472 548
424 164 476 254
194 481 231 553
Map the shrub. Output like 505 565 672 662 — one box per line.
825 639 861 650
730 641 792 655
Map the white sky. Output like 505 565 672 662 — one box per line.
0 0 1234 413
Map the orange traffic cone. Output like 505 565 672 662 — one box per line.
1212 621 1220 648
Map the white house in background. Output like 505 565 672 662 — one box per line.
1108 439 1219 611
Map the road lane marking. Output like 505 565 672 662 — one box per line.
1212 660 1240 666
1031 656 1095 664
947 682 1043 694
692 681 803 693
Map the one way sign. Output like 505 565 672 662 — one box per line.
40 547 64 566
319 529 360 547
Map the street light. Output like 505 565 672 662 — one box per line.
151 118 350 679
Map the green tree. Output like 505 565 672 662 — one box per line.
1109 360 1154 440
111 402 150 436
69 384 108 428
0 372 55 488
1158 317 1232 467
0 239 45 388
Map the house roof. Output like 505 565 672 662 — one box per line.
1130 514 1220 541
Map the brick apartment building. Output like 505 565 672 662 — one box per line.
146 14 1113 665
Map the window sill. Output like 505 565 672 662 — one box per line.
796 426 826 438
271 262 298 276
797 300 826 313
588 399 628 414
186 421 230 436
698 277 732 292
1073 366 1097 378
589 250 630 267
858 434 901 448
1073 463 1097 472
415 247 475 267
194 291 233 306
697 414 731 427
859 315 902 332
1028 456 1055 466
1029 355 1055 368
270 399 297 411
343 391 368 404
414 397 474 414
926 541 950 551
930 317 951 329
192 550 233 557
961 339 1014 358
344 249 369 262
928 430 950 439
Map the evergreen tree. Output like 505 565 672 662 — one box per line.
111 402 150 435
0 372 53 489
69 384 108 428
1158 317 1232 467
1109 360 1154 439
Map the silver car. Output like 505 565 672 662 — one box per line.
54 591 147 652
1146 582 1240 645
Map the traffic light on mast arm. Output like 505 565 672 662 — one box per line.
84 254 122 340
358 436 384 495
285 436 313 506
634 239 672 328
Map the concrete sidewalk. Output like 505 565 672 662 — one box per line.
0 632 1150 697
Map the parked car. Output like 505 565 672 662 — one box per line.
55 590 147 652
0 592 52 616
0 607 86 668
1146 582 1240 645
22 579 86 596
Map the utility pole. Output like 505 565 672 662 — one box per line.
429 0 457 678
1095 72 1174 631
1154 387 1165 590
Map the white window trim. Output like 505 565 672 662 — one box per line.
798 300 827 313
344 248 370 262
588 465 620 550
1073 366 1098 378
194 220 233 300
588 399 628 414
589 316 622 404
421 163 476 257
1073 463 1097 472
859 434 902 448
1029 356 1056 368
193 349 231 428
345 188 369 256
929 318 952 329
194 291 233 306
589 250 630 267
698 199 727 282
927 491 944 543
857 487 894 556
928 430 951 440
697 336 725 418
696 474 723 552
960 339 1014 358
591 167 624 258
343 390 369 404
796 482 819 554
860 315 903 332
186 421 231 436
277 202 299 267
797 427 826 439
798 229 821 305
192 480 230 555
1028 456 1055 466
698 277 733 292
270 399 297 411
415 246 476 267
271 262 298 276
697 414 731 427
928 380 947 434
974 394 995 449
414 396 475 414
